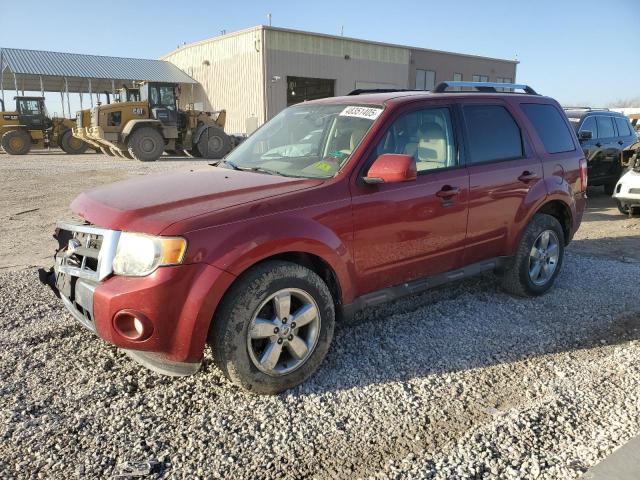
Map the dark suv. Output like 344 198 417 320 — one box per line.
564 108 636 194
46 81 587 394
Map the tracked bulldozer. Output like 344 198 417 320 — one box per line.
84 82 232 161
0 96 89 155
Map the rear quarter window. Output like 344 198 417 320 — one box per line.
521 103 575 154
614 117 632 137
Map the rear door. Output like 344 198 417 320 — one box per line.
577 115 602 180
460 100 545 264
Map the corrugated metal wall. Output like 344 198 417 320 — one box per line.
162 28 265 134
264 29 410 119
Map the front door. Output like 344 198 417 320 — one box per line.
350 104 469 295
460 101 544 265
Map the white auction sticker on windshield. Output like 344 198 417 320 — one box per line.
339 106 383 120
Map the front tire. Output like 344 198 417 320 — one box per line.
59 129 88 154
616 199 630 215
1 129 31 155
210 261 335 394
127 127 165 162
501 213 565 297
196 126 232 159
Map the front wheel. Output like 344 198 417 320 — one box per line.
127 127 165 162
616 199 630 215
501 213 565 297
210 261 335 394
196 126 232 159
59 129 88 154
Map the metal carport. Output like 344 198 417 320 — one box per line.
0 47 197 116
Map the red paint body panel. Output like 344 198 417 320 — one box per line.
68 91 586 366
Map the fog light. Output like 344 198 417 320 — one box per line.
113 310 153 341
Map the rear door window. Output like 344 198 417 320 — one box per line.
521 103 575 154
596 116 615 139
614 117 632 137
463 105 523 164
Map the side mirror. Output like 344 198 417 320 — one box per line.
579 130 593 141
363 154 417 184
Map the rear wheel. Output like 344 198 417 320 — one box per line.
501 213 565 297
210 261 335 394
1 129 31 155
59 129 88 154
196 126 232 159
604 181 616 196
127 127 165 162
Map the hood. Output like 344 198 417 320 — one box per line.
71 167 323 234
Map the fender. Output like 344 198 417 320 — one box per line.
193 122 212 145
121 119 162 140
184 213 357 305
506 176 576 253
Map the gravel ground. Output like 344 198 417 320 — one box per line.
0 152 639 479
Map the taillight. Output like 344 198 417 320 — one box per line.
579 158 588 192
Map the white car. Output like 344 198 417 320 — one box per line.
613 141 640 215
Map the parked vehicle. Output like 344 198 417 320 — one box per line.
43 81 587 394
83 82 232 161
564 107 636 194
0 96 89 155
613 141 640 215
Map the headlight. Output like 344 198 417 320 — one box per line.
112 232 187 276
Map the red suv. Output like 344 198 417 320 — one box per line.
45 82 587 394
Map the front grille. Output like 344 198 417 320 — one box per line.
56 221 120 281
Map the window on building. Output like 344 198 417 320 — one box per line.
286 76 335 107
614 117 632 137
415 69 436 90
596 115 615 138
496 77 513 92
472 74 489 82
374 107 458 173
521 104 575 154
107 111 122 127
463 105 523 164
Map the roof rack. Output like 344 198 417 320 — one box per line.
433 81 538 95
562 106 610 111
348 88 417 96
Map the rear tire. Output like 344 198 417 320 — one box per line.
210 261 335 394
1 129 31 155
500 213 565 297
604 181 616 196
196 126 232 159
127 127 164 162
60 129 88 155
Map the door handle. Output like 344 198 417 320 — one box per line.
518 171 539 183
595 142 603 148
436 185 460 198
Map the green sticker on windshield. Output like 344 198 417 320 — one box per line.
314 161 334 172
327 151 348 159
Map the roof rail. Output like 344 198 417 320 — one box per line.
347 88 417 96
433 81 538 95
562 106 610 111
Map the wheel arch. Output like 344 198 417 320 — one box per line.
536 199 573 245
121 119 162 141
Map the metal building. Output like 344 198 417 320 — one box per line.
162 25 518 134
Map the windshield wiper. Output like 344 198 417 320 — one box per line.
215 160 241 170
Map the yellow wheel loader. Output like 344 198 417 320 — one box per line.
85 82 232 162
0 96 89 155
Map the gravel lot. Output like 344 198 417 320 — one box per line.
1 152 639 479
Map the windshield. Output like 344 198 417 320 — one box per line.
224 103 383 178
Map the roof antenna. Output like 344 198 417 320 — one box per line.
268 13 272 26
340 26 344 36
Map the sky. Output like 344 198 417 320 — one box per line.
1 0 638 116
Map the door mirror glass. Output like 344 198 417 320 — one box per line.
364 154 417 184
578 130 593 140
